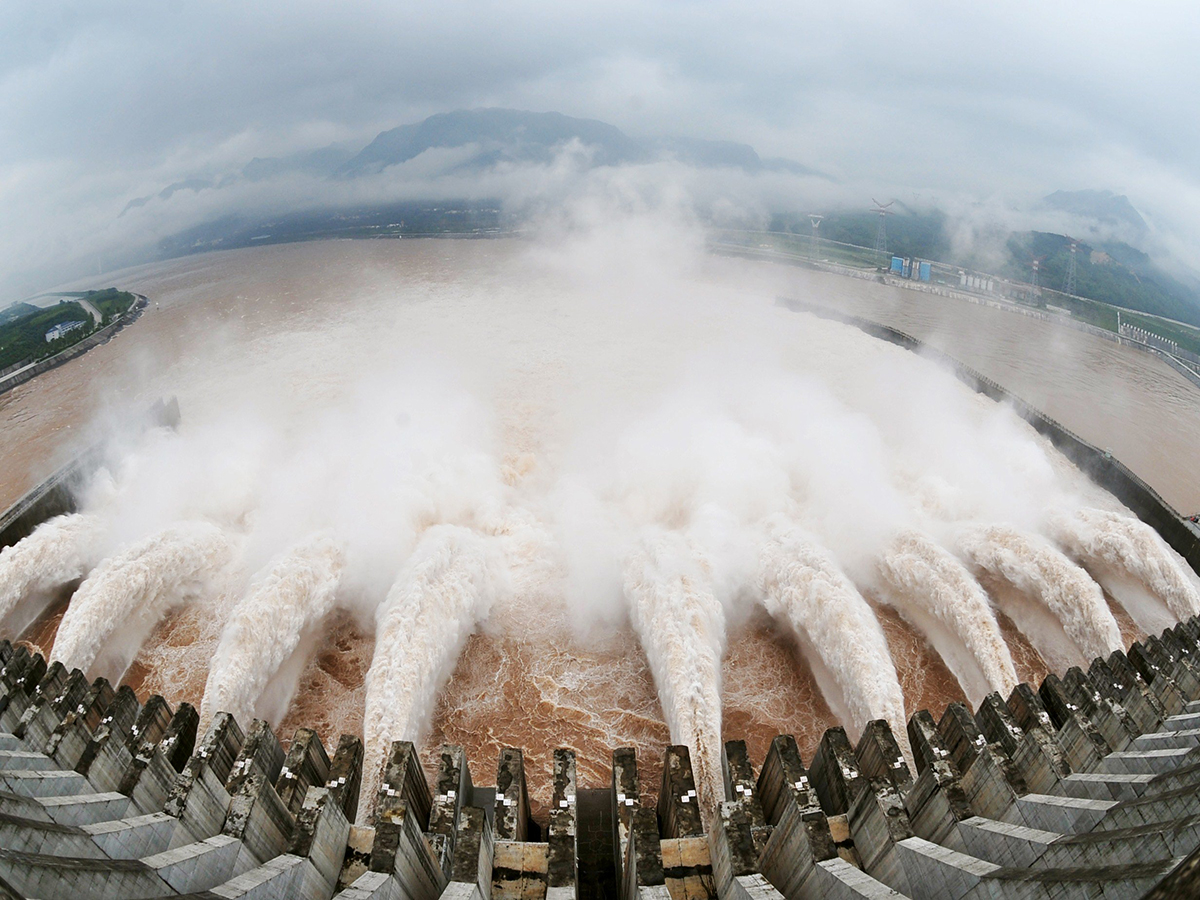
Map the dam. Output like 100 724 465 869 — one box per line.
3 236 1200 897
2 618 1200 899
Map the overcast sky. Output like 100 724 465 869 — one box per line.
3 1 1199 296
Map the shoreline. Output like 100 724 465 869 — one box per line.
712 243 1200 391
0 293 149 399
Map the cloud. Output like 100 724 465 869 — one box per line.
1 1 1198 297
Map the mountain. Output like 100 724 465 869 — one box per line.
243 144 359 181
120 109 820 222
335 108 820 178
1005 230 1200 326
1041 190 1148 239
653 135 822 176
120 177 219 216
337 109 648 176
0 301 39 324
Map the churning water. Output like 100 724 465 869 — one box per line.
2 228 1198 817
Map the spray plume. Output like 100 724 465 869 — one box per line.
624 529 725 819
756 519 906 742
51 521 236 679
1053 508 1200 623
878 531 1018 701
200 533 346 731
0 514 102 634
957 524 1122 662
361 524 504 820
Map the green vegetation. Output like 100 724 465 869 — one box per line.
714 228 885 269
771 207 952 263
1119 309 1200 358
85 287 135 324
0 289 135 373
0 301 38 325
1032 290 1119 332
761 207 1200 336
1004 232 1200 328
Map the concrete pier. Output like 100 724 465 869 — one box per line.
5 626 1200 898
4 628 1200 900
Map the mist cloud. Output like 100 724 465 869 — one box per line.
2 1 1199 296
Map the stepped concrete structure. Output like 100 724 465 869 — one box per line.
4 627 1200 898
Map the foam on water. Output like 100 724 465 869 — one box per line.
0 514 101 635
51 521 236 680
200 532 345 731
624 529 726 819
878 530 1019 703
5 236 1200 800
957 523 1123 665
756 517 907 744
1056 508 1200 618
360 524 504 820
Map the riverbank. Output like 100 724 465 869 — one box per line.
0 293 148 398
712 242 1200 391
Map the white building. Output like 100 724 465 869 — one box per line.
44 320 87 342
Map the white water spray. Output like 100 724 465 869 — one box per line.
957 524 1122 663
756 519 906 742
51 521 235 679
1053 507 1200 633
361 524 504 819
0 514 102 635
878 531 1018 701
200 533 345 731
624 529 725 818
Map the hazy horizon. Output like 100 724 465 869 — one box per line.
3 3 1199 299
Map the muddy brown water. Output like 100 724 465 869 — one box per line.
4 239 1190 816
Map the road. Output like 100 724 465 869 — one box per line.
78 297 102 324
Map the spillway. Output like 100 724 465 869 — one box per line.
0 513 100 635
50 520 235 681
3 239 1200 896
878 530 1019 703
756 518 907 744
957 523 1123 663
1053 507 1200 632
624 530 726 819
200 532 346 731
361 524 503 819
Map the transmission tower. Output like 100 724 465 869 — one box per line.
808 214 824 261
1030 254 1047 304
871 199 894 258
1064 239 1078 296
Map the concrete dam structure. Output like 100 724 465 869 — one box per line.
5 625 1200 898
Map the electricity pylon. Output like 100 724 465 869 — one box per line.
1064 239 1079 296
871 199 894 258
